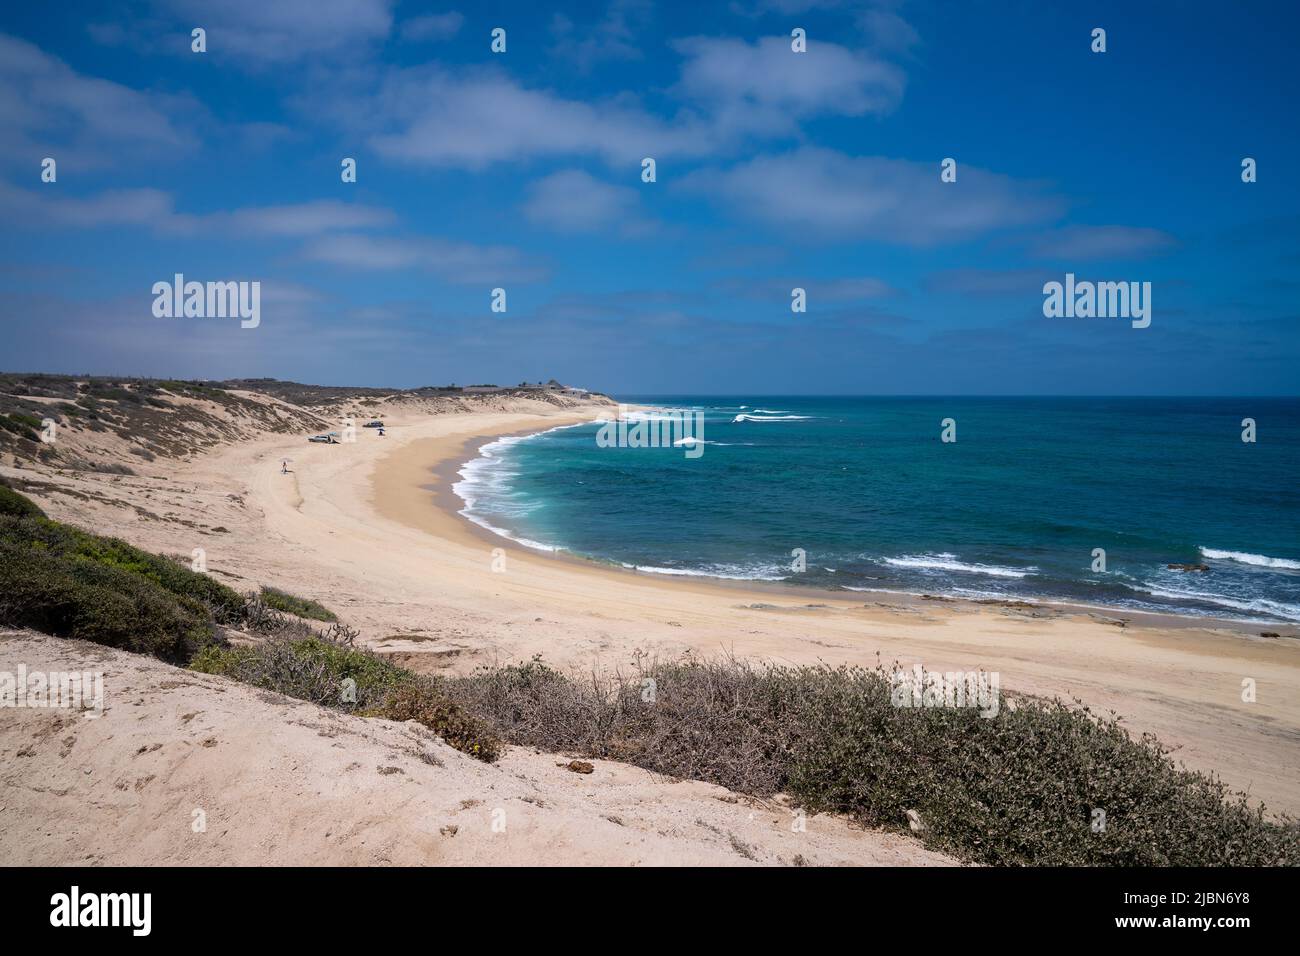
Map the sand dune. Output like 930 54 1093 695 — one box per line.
0 630 949 866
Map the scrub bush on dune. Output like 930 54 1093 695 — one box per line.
257 585 338 622
0 510 245 621
190 636 403 708
439 655 1300 867
0 486 239 660
0 539 215 662
190 637 501 762
369 680 501 762
0 480 46 518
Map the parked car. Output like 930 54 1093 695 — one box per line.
307 433 338 444
363 420 384 428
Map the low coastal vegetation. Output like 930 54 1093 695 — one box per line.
0 479 46 519
0 412 43 444
0 479 497 761
258 585 338 622
0 373 330 467
0 479 1295 865
440 657 1299 866
0 373 607 470
1 478 239 662
190 639 500 762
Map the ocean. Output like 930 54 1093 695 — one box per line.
454 397 1300 624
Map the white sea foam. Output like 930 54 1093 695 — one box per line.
610 409 697 423
841 580 1293 625
880 553 1038 578
732 413 812 422
1199 548 1300 571
621 562 788 581
670 437 750 447
1132 583 1300 622
453 421 594 538
459 510 564 553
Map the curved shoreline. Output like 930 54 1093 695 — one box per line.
16 391 1298 852
359 406 1300 814
439 418 1300 637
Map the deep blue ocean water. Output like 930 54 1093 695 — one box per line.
454 397 1300 623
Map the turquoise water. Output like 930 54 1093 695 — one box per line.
454 397 1300 623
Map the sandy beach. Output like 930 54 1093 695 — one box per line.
5 395 1300 846
247 404 1300 815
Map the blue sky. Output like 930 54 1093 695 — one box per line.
0 0 1297 395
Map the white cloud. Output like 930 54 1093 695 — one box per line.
1028 225 1177 260
301 234 548 283
522 170 649 234
399 12 464 42
681 148 1062 245
549 0 652 70
155 0 394 65
366 67 712 169
0 32 194 168
673 35 904 123
858 6 921 54
354 31 908 170
227 200 395 237
0 181 394 239
0 180 180 228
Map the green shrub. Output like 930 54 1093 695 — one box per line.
0 540 215 662
6 412 42 430
0 415 40 442
259 586 337 622
189 643 259 676
0 508 251 664
191 635 401 706
190 636 500 761
782 666 1295 866
0 483 45 518
441 657 1300 866
157 380 223 398
368 680 501 762
1 515 244 621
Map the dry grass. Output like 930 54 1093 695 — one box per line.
439 654 1300 866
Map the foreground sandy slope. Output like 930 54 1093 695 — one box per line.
0 631 951 866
